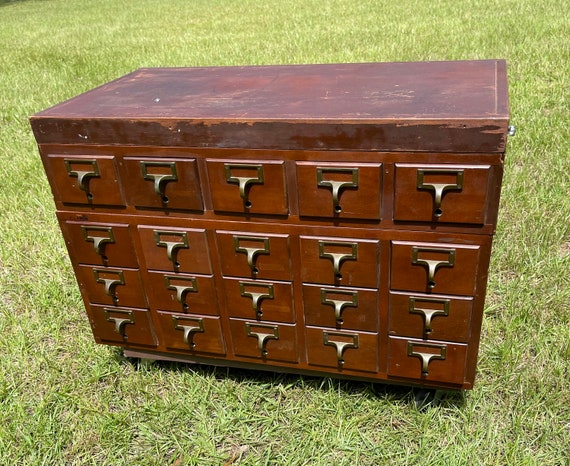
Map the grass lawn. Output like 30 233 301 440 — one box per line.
1 0 569 464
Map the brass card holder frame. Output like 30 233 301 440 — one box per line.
140 160 178 204
316 167 359 214
224 163 264 209
239 281 275 319
407 342 447 377
164 275 198 311
411 246 456 290
245 322 279 357
153 230 190 271
409 296 450 336
172 316 204 348
323 331 359 366
320 288 359 325
318 240 358 281
64 158 100 201
81 225 115 261
104 308 135 339
416 168 464 218
233 235 271 275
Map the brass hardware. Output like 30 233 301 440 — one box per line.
140 161 178 203
316 167 359 214
104 308 134 339
233 236 270 275
409 296 450 335
153 230 189 271
239 281 275 318
224 163 264 208
81 226 115 258
93 269 125 304
320 288 359 324
164 275 198 309
416 169 464 217
407 342 447 376
64 158 100 200
411 247 455 289
245 322 279 356
323 331 359 366
172 316 204 348
318 241 358 279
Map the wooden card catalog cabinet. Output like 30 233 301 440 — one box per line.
31 60 510 391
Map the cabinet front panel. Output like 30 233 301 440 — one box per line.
157 311 225 355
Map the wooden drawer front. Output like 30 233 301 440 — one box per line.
122 157 203 211
229 319 298 363
146 271 218 315
389 292 472 342
299 236 380 288
87 304 157 347
302 284 378 332
77 265 147 308
207 159 288 215
390 241 480 296
306 327 378 373
61 221 138 268
216 231 291 280
388 337 467 385
46 154 124 206
223 278 294 323
394 164 491 224
157 312 225 355
138 226 211 274
296 162 382 220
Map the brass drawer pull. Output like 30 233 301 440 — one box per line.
233 236 270 275
407 342 447 376
318 241 358 280
323 331 359 366
172 316 204 348
320 288 359 324
153 230 189 271
409 296 450 335
411 246 455 289
104 308 134 339
164 275 198 311
224 163 264 209
416 169 464 218
245 322 279 356
81 226 115 260
93 269 125 304
64 158 100 200
140 161 178 204
316 167 359 214
239 281 275 318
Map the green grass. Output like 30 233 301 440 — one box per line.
1 0 569 464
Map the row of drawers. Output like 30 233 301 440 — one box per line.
47 153 495 225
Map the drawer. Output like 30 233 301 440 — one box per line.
390 241 480 295
77 265 147 308
387 336 468 385
296 162 382 220
146 271 218 315
46 154 124 206
207 159 288 215
223 278 294 323
138 226 212 274
393 164 491 224
389 291 472 342
87 304 157 347
122 157 203 211
299 236 380 288
60 221 138 268
302 284 378 332
216 231 291 280
306 327 378 373
229 319 298 363
157 311 225 355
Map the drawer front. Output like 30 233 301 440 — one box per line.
229 319 298 363
394 164 491 224
157 312 225 355
302 284 378 332
87 304 157 347
306 327 378 373
223 278 295 323
387 336 468 385
146 271 219 315
207 159 288 215
300 236 380 288
138 226 212 274
46 154 124 206
77 265 147 308
296 162 382 220
216 231 291 281
389 291 472 342
122 157 203 211
390 241 480 296
61 221 138 268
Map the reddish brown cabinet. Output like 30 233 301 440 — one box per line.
31 60 510 390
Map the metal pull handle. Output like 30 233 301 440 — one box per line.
104 308 134 339
233 236 270 275
154 230 189 271
409 297 450 335
246 322 279 356
316 167 359 214
320 288 359 324
224 163 264 209
140 161 178 204
323 331 359 366
173 316 204 348
164 275 198 311
64 159 100 201
239 281 274 318
407 342 447 376
81 226 115 260
411 247 456 289
94 269 125 304
318 241 358 280
416 169 464 217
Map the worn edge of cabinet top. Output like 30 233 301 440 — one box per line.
30 60 510 152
